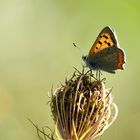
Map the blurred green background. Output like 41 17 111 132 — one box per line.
0 0 139 140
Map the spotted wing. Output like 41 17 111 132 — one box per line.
88 26 118 58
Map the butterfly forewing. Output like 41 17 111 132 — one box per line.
88 26 118 58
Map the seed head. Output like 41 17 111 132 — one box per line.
50 70 118 140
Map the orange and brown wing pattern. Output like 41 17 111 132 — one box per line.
118 48 125 70
88 26 117 58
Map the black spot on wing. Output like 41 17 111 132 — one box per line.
98 41 102 45
103 35 108 39
107 42 111 46
111 37 116 44
104 40 111 46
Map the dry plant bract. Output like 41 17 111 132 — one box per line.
31 68 118 140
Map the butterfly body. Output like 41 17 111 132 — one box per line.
82 26 125 73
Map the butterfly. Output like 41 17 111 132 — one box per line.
82 26 125 73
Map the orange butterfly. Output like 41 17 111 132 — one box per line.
82 26 125 73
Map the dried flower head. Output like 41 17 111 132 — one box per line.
50 69 118 140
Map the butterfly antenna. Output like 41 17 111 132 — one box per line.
73 43 84 54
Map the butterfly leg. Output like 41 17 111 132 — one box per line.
96 69 99 80
99 70 101 81
96 69 101 81
96 70 97 79
99 70 100 80
89 69 92 77
82 63 86 74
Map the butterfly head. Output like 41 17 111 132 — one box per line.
82 55 88 62
82 55 92 67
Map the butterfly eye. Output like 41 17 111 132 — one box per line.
82 55 87 60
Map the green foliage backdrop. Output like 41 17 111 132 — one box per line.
0 0 139 140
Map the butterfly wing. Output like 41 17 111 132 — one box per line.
86 26 125 73
89 46 125 73
88 26 118 58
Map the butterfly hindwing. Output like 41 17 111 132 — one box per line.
88 46 125 73
117 48 125 70
88 26 118 58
